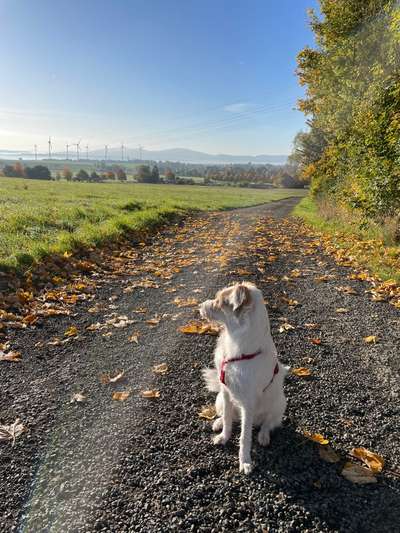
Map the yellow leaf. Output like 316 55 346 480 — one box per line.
70 392 86 403
112 391 130 401
101 371 125 384
64 326 78 337
335 308 349 313
179 320 219 336
292 367 311 377
303 431 329 445
350 447 384 473
152 363 169 374
364 335 378 344
141 389 160 399
199 405 217 420
146 317 160 326
173 297 198 307
278 323 295 333
128 331 140 344
319 445 340 463
341 462 377 484
63 251 72 258
0 351 21 362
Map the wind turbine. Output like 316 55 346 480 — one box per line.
121 142 125 162
138 144 143 160
104 144 108 162
34 144 38 161
48 137 52 159
85 144 89 160
74 140 81 161
66 143 70 160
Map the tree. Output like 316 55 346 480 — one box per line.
106 170 116 180
116 168 127 181
89 171 101 182
295 0 400 216
151 165 160 183
62 166 73 181
25 165 51 180
75 169 90 182
136 165 152 183
164 168 176 183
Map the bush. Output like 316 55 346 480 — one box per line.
25 165 52 180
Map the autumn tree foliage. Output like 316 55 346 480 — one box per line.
295 0 400 217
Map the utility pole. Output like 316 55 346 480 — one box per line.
104 144 108 161
48 137 52 159
34 144 37 161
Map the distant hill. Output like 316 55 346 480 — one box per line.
0 147 288 165
89 147 288 165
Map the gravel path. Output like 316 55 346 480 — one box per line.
1 197 399 533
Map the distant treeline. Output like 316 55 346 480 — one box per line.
1 160 306 188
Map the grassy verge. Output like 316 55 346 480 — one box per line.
293 196 400 283
0 177 305 272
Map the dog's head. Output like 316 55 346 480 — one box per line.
199 281 265 327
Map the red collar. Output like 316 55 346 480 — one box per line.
219 350 262 385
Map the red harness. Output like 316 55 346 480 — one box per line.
219 349 279 388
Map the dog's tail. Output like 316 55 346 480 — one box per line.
202 367 220 392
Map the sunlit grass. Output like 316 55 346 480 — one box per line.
293 196 400 282
0 177 305 271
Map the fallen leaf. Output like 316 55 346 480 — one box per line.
0 419 25 446
341 462 377 484
173 297 199 307
152 363 169 374
141 389 160 399
310 338 322 345
319 445 340 463
292 367 311 377
146 317 161 326
70 392 86 403
101 371 125 384
350 447 384 473
278 323 295 333
112 391 130 401
199 405 217 420
337 285 358 295
364 335 378 344
0 351 21 362
179 321 219 335
128 331 140 344
303 431 329 445
64 325 78 337
335 308 349 313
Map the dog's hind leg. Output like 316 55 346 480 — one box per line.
213 389 233 445
257 421 270 446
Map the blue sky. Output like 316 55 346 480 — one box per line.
1 0 318 156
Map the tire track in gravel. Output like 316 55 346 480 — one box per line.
1 197 399 533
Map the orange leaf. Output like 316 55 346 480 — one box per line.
112 391 130 401
350 447 384 473
303 431 329 445
292 367 311 377
141 390 160 399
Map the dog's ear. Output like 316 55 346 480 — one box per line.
230 283 251 312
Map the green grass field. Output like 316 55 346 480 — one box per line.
0 177 305 271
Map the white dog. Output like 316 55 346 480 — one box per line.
200 281 287 474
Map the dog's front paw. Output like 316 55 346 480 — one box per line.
239 461 253 475
213 433 229 445
212 417 223 432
